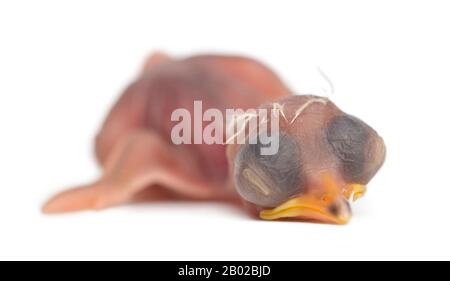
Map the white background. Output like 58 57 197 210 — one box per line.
1 0 449 260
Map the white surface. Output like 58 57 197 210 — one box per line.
1 0 449 260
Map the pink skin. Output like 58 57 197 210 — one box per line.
42 53 291 213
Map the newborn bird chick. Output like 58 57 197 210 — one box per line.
43 53 385 224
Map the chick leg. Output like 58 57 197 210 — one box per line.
42 131 218 213
141 51 171 73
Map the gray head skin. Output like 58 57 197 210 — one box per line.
227 95 386 224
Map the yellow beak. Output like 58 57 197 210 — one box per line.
259 173 354 224
259 196 351 224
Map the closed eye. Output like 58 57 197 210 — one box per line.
234 132 304 207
